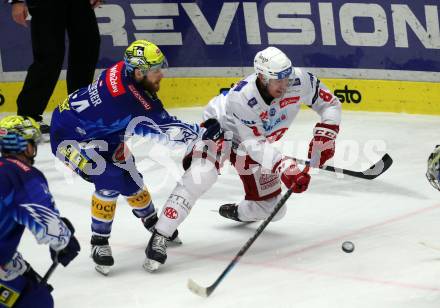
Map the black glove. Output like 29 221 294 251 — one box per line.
201 118 223 141
50 217 80 267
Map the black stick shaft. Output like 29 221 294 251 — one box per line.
205 188 294 296
42 259 59 284
295 153 392 180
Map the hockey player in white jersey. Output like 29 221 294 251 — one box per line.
144 47 342 271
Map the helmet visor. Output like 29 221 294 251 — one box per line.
148 56 169 72
276 66 293 79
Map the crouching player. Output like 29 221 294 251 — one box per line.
0 116 80 308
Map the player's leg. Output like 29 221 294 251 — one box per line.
236 195 286 222
125 186 180 243
90 189 118 275
51 140 127 274
219 153 284 222
107 142 181 242
144 146 220 272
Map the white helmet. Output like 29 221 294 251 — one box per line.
254 47 293 83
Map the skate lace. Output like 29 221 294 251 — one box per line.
152 234 167 254
93 245 112 257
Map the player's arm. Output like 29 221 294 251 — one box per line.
132 105 222 147
0 176 29 281
12 179 80 266
304 72 341 167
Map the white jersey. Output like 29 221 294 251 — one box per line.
203 68 341 171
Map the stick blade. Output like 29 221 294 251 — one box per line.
361 153 393 179
187 279 209 297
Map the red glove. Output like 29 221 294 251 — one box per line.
308 123 339 167
274 158 311 193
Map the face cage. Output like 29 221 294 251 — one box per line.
426 171 440 191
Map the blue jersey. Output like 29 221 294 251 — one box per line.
0 157 71 267
51 61 201 146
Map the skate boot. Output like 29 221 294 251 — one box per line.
219 203 242 222
143 230 169 272
91 235 114 276
38 121 51 142
141 210 182 245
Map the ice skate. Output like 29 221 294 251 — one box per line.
142 210 182 245
143 230 168 272
91 235 114 276
38 121 51 142
219 203 242 222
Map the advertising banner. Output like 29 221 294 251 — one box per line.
1 0 439 74
0 1 439 114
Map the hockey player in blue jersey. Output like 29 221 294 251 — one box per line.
0 115 80 308
50 40 221 275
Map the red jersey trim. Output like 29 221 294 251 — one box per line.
6 158 31 172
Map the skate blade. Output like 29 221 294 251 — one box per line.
168 235 182 246
143 258 161 272
95 265 111 276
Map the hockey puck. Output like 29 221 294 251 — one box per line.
342 241 355 253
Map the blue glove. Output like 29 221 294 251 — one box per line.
50 217 80 267
201 118 223 141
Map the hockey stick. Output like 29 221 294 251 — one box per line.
187 186 295 297
41 258 59 285
295 153 393 180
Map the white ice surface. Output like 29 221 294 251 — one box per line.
14 108 440 308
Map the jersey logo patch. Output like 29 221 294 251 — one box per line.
164 207 178 219
128 84 152 110
247 98 257 108
270 108 276 116
106 62 126 97
259 111 268 121
280 96 300 108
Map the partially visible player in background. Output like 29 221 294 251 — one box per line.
0 116 80 308
426 145 440 191
144 46 342 271
50 40 221 275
